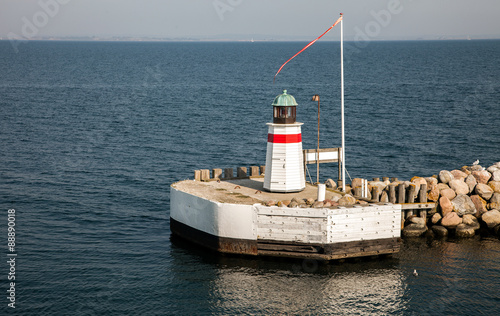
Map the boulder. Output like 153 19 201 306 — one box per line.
441 212 462 228
439 170 454 184
325 179 337 190
306 198 315 205
462 214 480 230
440 188 456 201
449 179 469 195
431 212 442 225
470 165 484 172
380 191 389 203
410 216 426 228
265 200 276 206
470 195 488 219
369 181 387 192
338 194 356 206
351 178 364 189
288 201 299 208
403 224 427 237
437 183 451 191
428 184 440 202
489 181 500 193
472 170 491 184
412 177 427 197
491 170 500 182
425 177 438 188
313 201 324 208
475 183 494 200
292 197 305 205
451 194 477 216
486 163 500 174
481 210 500 229
431 225 448 238
455 224 476 238
450 169 468 181
465 174 477 194
489 193 500 210
330 193 343 203
439 196 453 217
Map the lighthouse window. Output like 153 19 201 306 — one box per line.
287 107 292 118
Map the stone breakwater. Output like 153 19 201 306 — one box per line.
402 162 500 239
262 162 500 239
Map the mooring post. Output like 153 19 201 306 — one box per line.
250 166 260 177
224 168 233 179
237 167 247 178
200 169 210 181
212 168 222 180
260 165 266 175
194 170 201 181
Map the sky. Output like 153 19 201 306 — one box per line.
1 0 500 41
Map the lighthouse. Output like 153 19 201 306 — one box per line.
263 90 306 193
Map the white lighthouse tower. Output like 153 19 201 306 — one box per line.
264 90 306 193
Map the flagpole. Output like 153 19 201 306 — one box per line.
340 13 346 192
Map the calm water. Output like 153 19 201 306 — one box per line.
1 40 499 315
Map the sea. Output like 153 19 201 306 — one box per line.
1 39 499 315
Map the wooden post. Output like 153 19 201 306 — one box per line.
382 177 389 182
194 170 201 181
250 166 260 177
373 177 380 182
389 184 396 204
224 168 233 179
420 210 427 221
391 177 398 182
407 184 416 203
212 168 222 180
200 169 210 181
419 183 428 203
237 167 247 178
398 183 406 204
371 187 380 202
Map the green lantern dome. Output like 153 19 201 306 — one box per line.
272 90 298 106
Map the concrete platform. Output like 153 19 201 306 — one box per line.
171 177 343 205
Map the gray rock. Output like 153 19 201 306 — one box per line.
475 183 494 200
431 225 448 238
449 179 469 195
380 191 389 203
410 216 426 228
288 201 299 208
403 224 427 237
330 193 343 203
451 194 477 216
481 210 500 228
465 174 477 194
439 170 454 184
313 201 324 208
455 224 476 238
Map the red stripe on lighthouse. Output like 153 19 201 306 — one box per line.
268 133 302 143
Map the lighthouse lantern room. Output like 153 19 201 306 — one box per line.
263 90 306 193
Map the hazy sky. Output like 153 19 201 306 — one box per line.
1 0 499 40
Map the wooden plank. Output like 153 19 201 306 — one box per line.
400 203 436 210
257 207 327 218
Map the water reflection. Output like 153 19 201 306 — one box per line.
171 238 409 314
